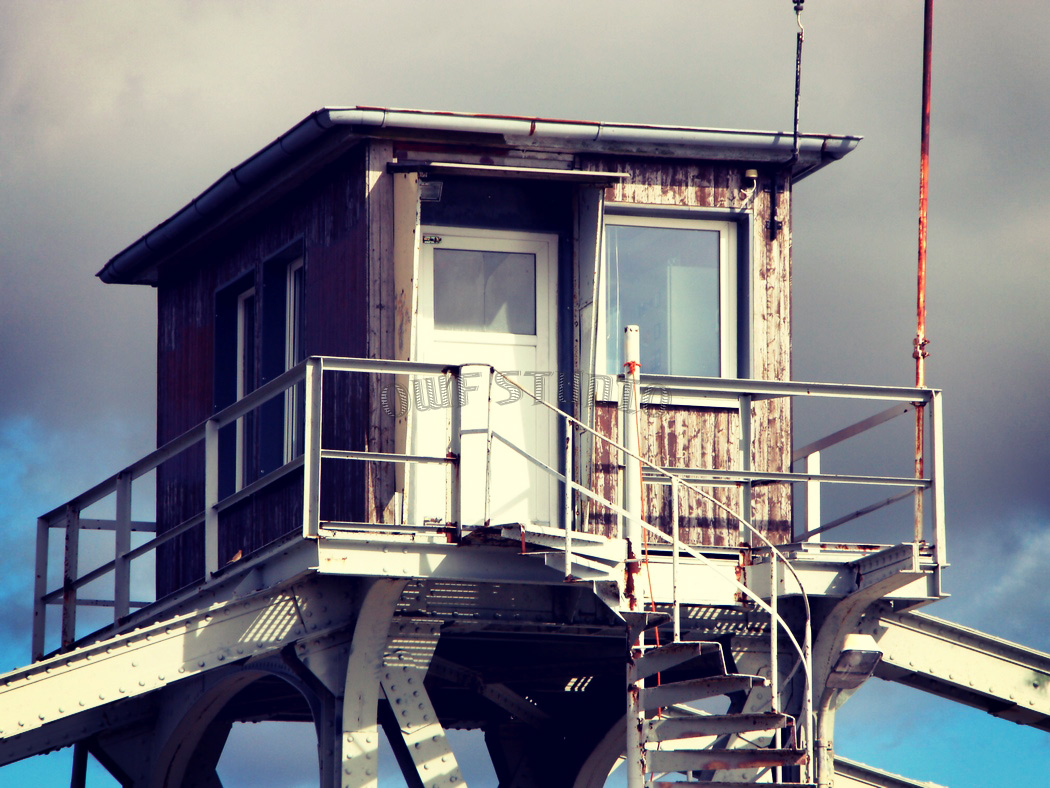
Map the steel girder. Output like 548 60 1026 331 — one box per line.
863 604 1050 731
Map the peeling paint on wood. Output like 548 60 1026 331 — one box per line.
580 157 792 545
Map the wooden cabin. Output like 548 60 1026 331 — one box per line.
97 108 859 597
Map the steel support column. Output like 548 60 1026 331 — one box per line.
339 578 409 788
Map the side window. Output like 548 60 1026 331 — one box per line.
235 288 257 489
215 274 257 498
216 250 305 498
259 248 306 473
283 257 305 460
603 213 737 378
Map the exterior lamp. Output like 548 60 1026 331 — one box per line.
826 634 883 690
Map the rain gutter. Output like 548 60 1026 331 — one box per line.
98 106 860 285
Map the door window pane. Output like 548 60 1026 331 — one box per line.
433 249 536 335
605 224 722 376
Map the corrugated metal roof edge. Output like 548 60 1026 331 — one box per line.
98 106 862 284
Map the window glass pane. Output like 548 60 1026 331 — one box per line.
434 249 536 335
287 262 305 366
605 224 720 376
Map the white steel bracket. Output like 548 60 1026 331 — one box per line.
380 618 465 787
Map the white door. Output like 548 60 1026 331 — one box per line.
409 227 558 528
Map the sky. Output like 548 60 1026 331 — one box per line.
1 0 1048 785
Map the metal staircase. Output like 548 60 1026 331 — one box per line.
506 519 813 786
628 631 811 787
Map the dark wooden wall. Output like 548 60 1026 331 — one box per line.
152 144 796 599
581 158 793 546
155 145 369 596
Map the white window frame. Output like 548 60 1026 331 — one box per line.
283 257 305 462
598 209 739 405
235 287 256 490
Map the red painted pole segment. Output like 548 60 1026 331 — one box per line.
914 0 933 542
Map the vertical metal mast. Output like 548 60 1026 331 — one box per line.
914 0 933 542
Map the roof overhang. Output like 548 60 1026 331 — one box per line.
98 106 861 285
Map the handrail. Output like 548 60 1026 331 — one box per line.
33 352 946 778
488 369 816 774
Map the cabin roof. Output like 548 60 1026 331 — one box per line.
98 106 861 285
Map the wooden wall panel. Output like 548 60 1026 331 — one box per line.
155 145 369 596
580 157 793 545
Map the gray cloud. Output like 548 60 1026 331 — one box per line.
1 0 1047 783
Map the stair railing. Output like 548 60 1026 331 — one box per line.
487 369 815 782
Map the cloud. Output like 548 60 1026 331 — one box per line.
0 1 1047 784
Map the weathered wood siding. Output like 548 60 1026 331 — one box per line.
582 158 793 545
155 145 369 596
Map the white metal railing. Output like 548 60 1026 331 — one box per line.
34 354 945 733
486 365 818 782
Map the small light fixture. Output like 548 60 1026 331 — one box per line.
826 633 883 690
419 180 443 202
743 168 759 183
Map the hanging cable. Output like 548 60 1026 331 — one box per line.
790 1 806 166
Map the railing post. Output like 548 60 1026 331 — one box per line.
448 369 463 538
61 504 80 648
930 391 946 565
622 326 643 596
482 370 492 533
302 358 323 539
114 470 132 621
204 418 220 577
804 621 814 782
32 517 49 661
805 451 821 542
738 394 753 545
626 650 646 788
770 554 780 783
770 552 779 702
671 476 681 643
623 326 647 788
563 415 574 579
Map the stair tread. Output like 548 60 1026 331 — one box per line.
634 641 725 679
647 711 792 740
652 783 816 787
624 611 674 635
646 747 809 771
640 674 765 710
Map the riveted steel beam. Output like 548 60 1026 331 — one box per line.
380 618 464 788
0 576 355 761
863 606 1050 731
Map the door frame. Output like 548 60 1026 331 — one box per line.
414 225 560 527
